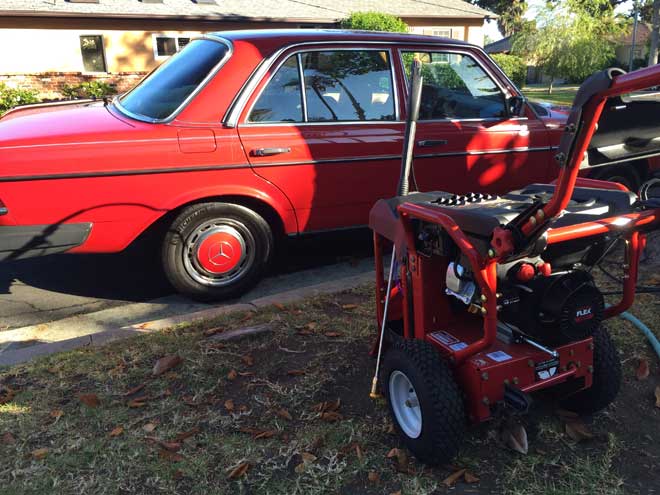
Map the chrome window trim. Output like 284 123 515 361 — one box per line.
296 53 308 122
112 34 233 124
397 46 513 123
242 46 399 126
223 40 475 127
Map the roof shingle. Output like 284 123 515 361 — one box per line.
0 0 494 21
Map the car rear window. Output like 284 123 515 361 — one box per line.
118 38 229 121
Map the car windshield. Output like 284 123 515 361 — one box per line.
117 38 229 121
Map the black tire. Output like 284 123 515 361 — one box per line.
381 339 466 465
162 202 273 301
560 326 622 414
596 166 641 192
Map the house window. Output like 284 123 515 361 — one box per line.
154 35 191 58
433 29 452 38
79 35 107 72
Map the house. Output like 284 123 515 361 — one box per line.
615 22 651 68
0 0 494 99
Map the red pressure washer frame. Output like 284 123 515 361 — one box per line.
373 64 660 423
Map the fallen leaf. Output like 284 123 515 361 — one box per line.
565 421 594 442
175 427 201 442
50 409 64 419
301 452 317 463
124 383 147 397
227 461 250 480
276 408 293 421
159 449 184 462
294 462 306 474
239 312 254 323
78 393 100 408
368 471 380 483
637 359 650 381
31 448 49 459
386 447 409 472
306 322 318 330
238 371 254 377
153 355 183 376
273 302 287 311
464 471 480 484
287 370 306 376
297 329 314 336
238 405 249 412
254 430 276 440
159 441 182 452
241 355 254 367
312 399 341 413
227 369 238 381
389 491 402 495
503 423 528 454
320 411 342 422
0 387 15 404
224 399 235 412
443 468 467 487
2 432 15 444
655 386 660 409
109 426 124 437
309 436 324 452
142 423 157 433
204 327 224 337
324 332 343 338
355 444 364 461
342 303 358 310
173 469 184 480
127 398 149 408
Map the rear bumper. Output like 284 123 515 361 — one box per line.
0 223 92 261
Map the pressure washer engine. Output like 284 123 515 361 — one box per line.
368 62 660 465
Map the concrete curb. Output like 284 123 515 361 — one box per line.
0 271 374 367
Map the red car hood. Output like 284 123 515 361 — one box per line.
0 101 134 149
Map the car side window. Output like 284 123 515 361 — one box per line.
301 50 395 122
248 56 303 123
402 51 507 120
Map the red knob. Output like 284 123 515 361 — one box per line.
537 262 552 277
516 263 536 282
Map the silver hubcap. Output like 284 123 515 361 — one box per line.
183 222 256 287
389 370 422 438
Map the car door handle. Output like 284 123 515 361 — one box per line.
417 140 448 148
252 147 291 157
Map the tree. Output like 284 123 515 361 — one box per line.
468 0 528 36
649 0 660 65
512 0 625 93
340 12 408 33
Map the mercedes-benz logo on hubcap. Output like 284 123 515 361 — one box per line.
208 240 234 267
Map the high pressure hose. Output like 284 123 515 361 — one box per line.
616 309 660 361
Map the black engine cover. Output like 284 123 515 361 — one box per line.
500 270 604 345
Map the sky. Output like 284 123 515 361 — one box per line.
483 0 636 42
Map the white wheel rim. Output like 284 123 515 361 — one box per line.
389 370 422 439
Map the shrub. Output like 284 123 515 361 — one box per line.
0 83 39 115
491 53 527 87
62 80 115 100
340 11 408 33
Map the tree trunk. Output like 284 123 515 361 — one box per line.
548 78 554 95
649 0 660 66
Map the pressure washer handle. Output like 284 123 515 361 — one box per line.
397 59 423 197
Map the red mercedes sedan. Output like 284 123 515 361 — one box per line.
0 30 653 300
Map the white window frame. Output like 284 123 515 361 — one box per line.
152 34 191 59
432 28 452 38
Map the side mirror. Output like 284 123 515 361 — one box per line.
507 95 527 117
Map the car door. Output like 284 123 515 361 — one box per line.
398 48 553 195
237 46 405 232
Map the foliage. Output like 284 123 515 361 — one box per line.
0 83 39 115
62 80 115 100
340 11 408 33
468 0 529 36
512 0 625 90
491 53 527 87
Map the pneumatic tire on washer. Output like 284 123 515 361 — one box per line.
162 202 273 301
381 339 466 465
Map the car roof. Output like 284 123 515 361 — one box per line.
215 29 472 48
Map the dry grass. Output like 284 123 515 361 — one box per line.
0 270 658 494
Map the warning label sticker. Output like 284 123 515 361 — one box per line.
429 331 458 346
486 351 513 362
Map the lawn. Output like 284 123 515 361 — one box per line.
523 85 579 107
0 253 659 494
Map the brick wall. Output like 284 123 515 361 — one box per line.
0 72 148 99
